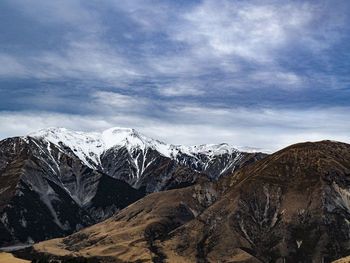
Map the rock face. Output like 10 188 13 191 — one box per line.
99 146 202 193
0 128 265 247
30 141 350 263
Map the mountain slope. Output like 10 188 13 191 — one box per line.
30 140 350 263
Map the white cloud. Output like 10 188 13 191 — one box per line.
172 0 313 62
2 0 345 92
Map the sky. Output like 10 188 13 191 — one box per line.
0 0 350 151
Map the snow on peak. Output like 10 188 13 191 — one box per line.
29 127 171 168
29 127 259 169
101 127 166 150
30 127 105 168
30 127 161 149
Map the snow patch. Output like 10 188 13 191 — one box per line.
296 240 303 248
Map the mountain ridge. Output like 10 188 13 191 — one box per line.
30 127 267 167
30 127 267 186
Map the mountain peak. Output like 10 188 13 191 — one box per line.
100 126 162 150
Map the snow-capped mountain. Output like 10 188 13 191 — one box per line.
0 127 266 246
30 127 171 170
30 127 267 188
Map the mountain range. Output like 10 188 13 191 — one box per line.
4 128 350 262
25 140 350 263
0 127 265 247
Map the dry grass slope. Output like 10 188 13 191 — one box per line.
0 252 30 263
333 256 350 263
34 182 219 262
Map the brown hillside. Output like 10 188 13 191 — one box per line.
33 181 219 262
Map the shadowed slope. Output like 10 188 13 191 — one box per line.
0 137 144 246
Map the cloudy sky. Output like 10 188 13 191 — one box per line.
1 0 349 151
